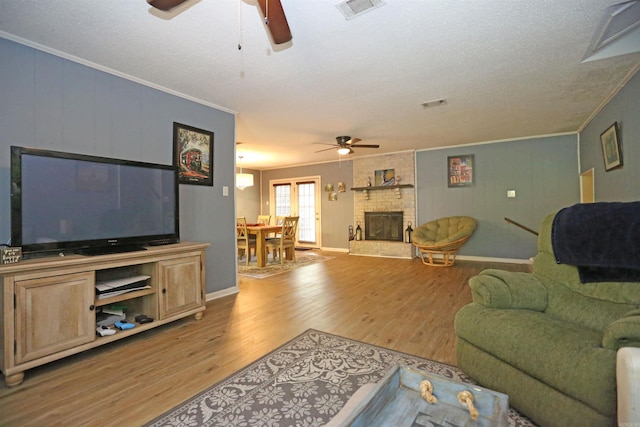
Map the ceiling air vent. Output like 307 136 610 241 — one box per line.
336 0 385 20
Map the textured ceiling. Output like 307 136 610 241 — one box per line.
1 0 639 169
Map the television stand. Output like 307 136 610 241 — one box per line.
78 244 147 256
0 241 209 386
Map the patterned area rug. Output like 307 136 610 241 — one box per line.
238 251 334 279
146 329 537 427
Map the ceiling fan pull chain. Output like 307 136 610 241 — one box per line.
237 0 243 50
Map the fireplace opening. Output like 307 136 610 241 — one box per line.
364 211 404 241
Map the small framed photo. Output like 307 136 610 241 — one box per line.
324 183 334 192
337 182 346 192
173 122 214 186
448 154 474 187
600 122 622 171
328 192 338 201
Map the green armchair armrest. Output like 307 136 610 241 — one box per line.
603 309 640 350
469 269 548 311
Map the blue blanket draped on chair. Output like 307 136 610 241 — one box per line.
551 201 640 283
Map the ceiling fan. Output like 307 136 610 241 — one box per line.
147 0 292 44
314 136 380 155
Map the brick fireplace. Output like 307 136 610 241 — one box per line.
350 152 416 258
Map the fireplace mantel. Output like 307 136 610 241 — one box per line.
350 184 414 191
350 184 413 199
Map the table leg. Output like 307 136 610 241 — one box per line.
256 230 267 267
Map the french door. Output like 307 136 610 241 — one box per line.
269 176 321 248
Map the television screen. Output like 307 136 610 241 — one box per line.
11 146 179 257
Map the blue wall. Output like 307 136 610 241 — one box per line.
416 134 580 259
579 69 640 202
0 38 237 294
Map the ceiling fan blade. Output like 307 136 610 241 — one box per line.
147 0 188 11
347 138 362 145
312 142 337 146
352 144 380 149
256 0 292 45
315 147 338 153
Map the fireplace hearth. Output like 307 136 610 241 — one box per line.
364 211 403 242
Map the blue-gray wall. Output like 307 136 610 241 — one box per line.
416 135 580 259
579 69 640 202
261 161 354 249
0 38 237 294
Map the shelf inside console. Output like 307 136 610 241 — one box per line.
95 288 155 307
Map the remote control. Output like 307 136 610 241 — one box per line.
114 321 135 330
96 326 116 336
135 314 154 324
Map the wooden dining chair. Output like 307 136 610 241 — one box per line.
257 215 271 225
236 217 256 266
271 215 286 237
265 216 299 264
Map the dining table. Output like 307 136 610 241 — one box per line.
246 224 290 267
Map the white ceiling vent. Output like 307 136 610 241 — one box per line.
336 0 385 20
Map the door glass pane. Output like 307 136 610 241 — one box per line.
297 182 315 243
274 184 291 217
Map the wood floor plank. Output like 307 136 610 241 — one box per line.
0 251 530 426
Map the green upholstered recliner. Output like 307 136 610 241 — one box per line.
412 216 477 266
454 211 640 427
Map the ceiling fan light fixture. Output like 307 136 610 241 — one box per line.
337 147 351 155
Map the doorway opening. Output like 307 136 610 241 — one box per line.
580 168 595 203
269 176 321 248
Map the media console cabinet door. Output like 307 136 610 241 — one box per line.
15 272 95 364
158 255 203 319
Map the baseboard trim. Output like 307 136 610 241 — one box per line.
321 247 349 253
206 286 239 302
348 253 414 260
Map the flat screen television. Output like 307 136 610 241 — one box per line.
11 146 179 258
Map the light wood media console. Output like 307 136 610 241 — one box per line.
0 242 209 387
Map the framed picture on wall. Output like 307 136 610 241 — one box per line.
448 154 474 187
173 122 214 186
600 122 622 171
374 169 395 186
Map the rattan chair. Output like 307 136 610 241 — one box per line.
412 216 477 267
265 216 299 264
236 217 256 265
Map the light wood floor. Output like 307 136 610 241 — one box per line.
0 251 530 426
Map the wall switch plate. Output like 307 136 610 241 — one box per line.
507 190 516 198
223 186 229 197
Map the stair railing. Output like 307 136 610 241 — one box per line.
504 217 539 236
